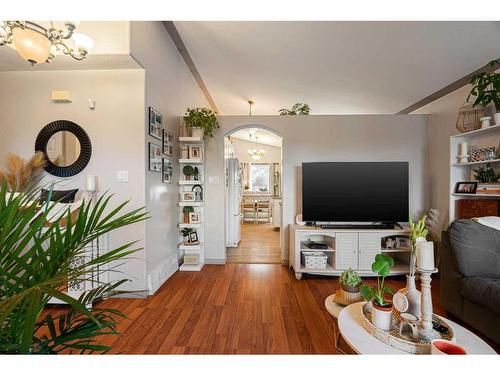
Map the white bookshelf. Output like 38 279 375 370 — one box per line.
450 125 500 222
178 136 205 272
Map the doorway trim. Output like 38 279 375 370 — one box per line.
223 124 285 264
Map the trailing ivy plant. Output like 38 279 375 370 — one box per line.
468 60 500 111
279 103 311 116
184 107 219 138
0 183 147 354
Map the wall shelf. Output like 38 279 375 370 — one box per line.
179 136 203 143
179 159 203 164
451 124 500 139
179 180 203 185
178 243 202 251
452 158 500 167
179 263 204 272
178 202 203 207
452 193 500 198
179 223 202 229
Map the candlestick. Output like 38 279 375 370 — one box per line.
416 241 434 271
459 142 468 156
417 267 440 341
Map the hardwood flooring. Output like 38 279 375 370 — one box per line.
226 223 281 264
44 264 498 354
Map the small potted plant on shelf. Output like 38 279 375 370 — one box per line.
361 254 395 331
181 227 194 244
183 165 195 181
339 268 362 293
468 60 500 125
184 107 219 139
183 206 194 223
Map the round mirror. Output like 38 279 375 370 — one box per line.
35 120 92 177
46 131 81 167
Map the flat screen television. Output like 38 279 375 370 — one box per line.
302 162 409 223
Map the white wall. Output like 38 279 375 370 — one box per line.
230 138 282 164
204 115 430 264
129 22 209 293
0 69 147 291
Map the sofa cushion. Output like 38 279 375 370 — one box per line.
460 277 500 315
450 219 500 278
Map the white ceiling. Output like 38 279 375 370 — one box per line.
175 21 500 115
230 128 282 147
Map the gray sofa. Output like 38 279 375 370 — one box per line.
440 219 500 344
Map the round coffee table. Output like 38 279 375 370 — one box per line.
324 293 346 352
338 302 496 354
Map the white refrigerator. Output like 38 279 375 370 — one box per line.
226 158 242 247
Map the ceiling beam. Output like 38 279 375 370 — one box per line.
397 59 500 114
162 21 219 114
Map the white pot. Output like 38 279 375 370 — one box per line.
191 127 204 138
371 301 393 330
495 112 500 126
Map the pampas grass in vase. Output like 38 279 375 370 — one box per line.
0 152 46 191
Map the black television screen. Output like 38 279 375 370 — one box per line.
302 162 409 223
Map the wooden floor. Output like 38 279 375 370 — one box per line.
44 264 498 354
226 223 281 264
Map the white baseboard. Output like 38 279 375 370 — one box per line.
205 258 226 265
147 255 179 295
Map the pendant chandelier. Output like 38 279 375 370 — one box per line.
0 21 94 65
248 134 266 161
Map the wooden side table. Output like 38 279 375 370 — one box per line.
324 293 346 353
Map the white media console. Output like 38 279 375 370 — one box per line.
290 224 411 280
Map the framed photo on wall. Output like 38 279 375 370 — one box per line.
454 182 478 194
162 158 173 183
148 143 162 172
188 145 202 160
162 129 174 156
181 191 196 202
189 212 201 224
148 107 162 140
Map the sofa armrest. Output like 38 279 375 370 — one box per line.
439 230 464 318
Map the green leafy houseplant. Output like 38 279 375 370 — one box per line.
0 183 147 353
409 216 428 277
184 107 219 138
279 103 311 116
360 254 395 307
339 268 362 292
474 164 499 183
468 60 500 111
183 165 195 180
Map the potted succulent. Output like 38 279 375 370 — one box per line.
361 254 395 330
184 107 219 139
183 206 194 223
339 268 362 293
183 165 195 181
468 60 500 125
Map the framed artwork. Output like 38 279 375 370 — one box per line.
148 143 162 172
162 129 174 156
162 158 173 183
189 212 201 224
181 191 196 202
188 145 202 160
395 237 411 250
148 107 162 140
189 231 199 243
454 182 478 194
192 184 203 201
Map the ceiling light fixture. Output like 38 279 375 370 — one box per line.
248 100 254 116
0 21 94 65
248 135 266 161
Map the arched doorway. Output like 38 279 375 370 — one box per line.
224 125 283 264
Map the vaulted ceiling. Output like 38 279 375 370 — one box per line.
175 21 500 115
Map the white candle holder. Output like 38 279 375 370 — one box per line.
417 266 440 341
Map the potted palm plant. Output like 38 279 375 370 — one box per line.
361 254 395 330
184 107 219 139
468 60 500 125
0 182 147 353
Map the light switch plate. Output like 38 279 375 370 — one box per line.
117 170 129 182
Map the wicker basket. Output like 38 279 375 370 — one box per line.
301 251 327 269
456 103 487 133
360 302 455 354
334 289 363 305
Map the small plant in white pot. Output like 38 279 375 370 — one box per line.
184 107 219 139
361 254 395 331
468 60 500 125
339 268 362 293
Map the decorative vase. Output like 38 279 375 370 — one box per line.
371 301 393 330
191 127 204 138
183 213 189 223
480 116 491 129
495 112 500 126
394 277 419 318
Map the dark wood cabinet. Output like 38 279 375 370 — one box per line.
457 199 500 219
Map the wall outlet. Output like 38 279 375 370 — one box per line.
88 99 96 109
117 170 129 182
